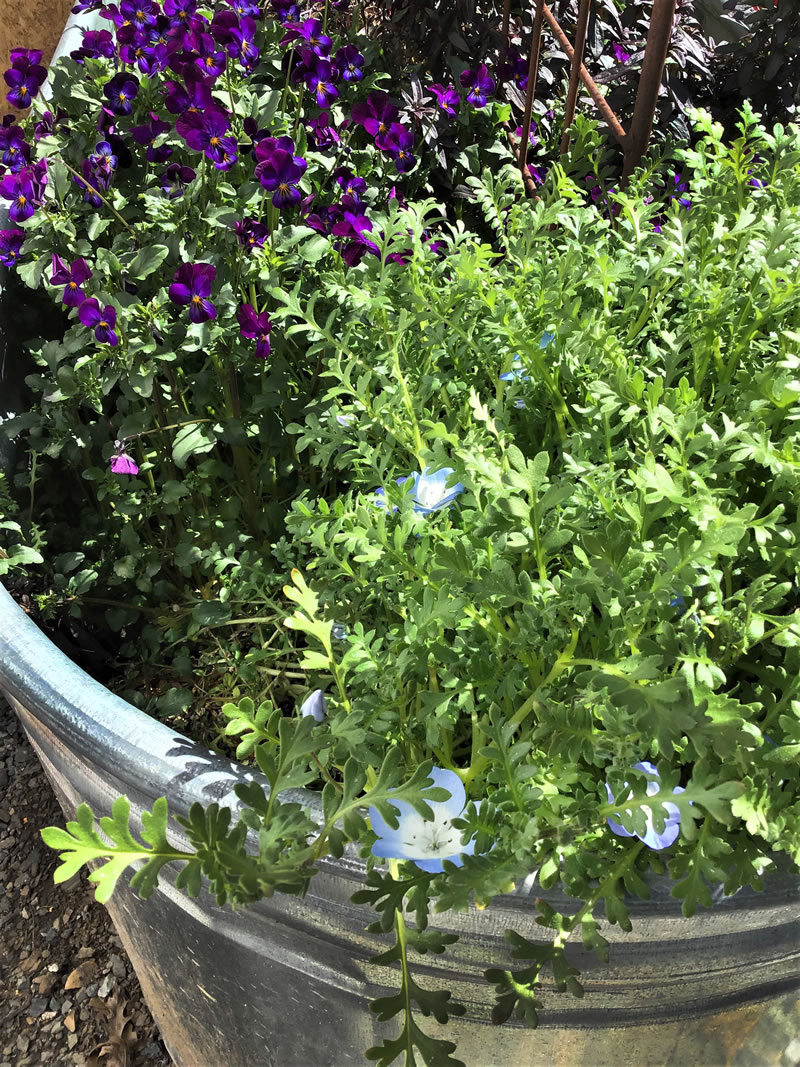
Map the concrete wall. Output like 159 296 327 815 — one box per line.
1 0 74 120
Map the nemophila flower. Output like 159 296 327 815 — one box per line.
169 262 217 322
300 689 326 723
605 761 686 850
103 72 140 115
237 302 272 358
0 170 36 223
351 91 398 139
613 42 631 63
459 64 495 108
334 167 365 200
429 83 459 116
233 217 269 250
377 123 416 173
51 255 92 307
0 229 24 268
255 146 307 209
375 467 465 515
306 58 339 108
110 440 139 475
336 44 364 82
79 298 119 346
499 356 530 382
331 211 379 266
161 162 196 198
369 766 477 874
280 18 331 56
307 111 339 149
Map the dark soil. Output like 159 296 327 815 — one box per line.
0 698 172 1067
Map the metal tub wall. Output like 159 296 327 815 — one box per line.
1 586 799 1066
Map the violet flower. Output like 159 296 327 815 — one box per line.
497 48 528 89
233 217 269 250
429 83 459 117
334 167 365 200
194 32 227 77
74 160 105 206
161 162 196 198
177 107 237 168
369 767 478 874
228 0 261 15
0 171 36 224
307 111 340 149
280 19 331 56
351 91 398 139
51 255 92 307
0 124 31 173
377 123 416 173
79 298 119 346
72 28 116 61
237 302 272 358
168 262 217 322
163 71 213 114
307 57 339 108
228 16 260 69
331 211 379 267
459 64 495 108
3 52 47 109
89 140 118 176
110 440 139 475
121 0 158 28
613 42 631 63
34 109 68 142
336 44 364 82
605 761 685 850
103 72 140 116
255 145 307 209
0 228 24 268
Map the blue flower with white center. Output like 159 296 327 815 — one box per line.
369 767 477 873
299 689 327 723
331 622 348 640
374 467 464 516
605 761 685 850
499 356 530 382
540 331 555 347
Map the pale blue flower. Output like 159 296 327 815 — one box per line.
336 413 354 427
499 356 530 382
331 622 348 640
369 766 477 873
374 467 464 516
605 761 685 850
540 331 555 347
300 689 327 723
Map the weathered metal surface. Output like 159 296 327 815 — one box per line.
622 0 679 179
559 0 593 154
1 584 799 1067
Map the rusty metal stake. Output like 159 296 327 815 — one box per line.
559 0 592 154
541 3 626 144
517 0 546 182
507 127 542 197
622 0 677 179
502 0 512 43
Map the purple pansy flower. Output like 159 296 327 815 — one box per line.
254 144 307 208
33 109 68 142
237 302 273 359
3 52 47 109
377 123 416 173
103 72 140 115
79 298 119 346
429 83 459 117
194 32 228 77
163 0 198 22
9 48 44 68
0 170 36 223
280 18 331 56
120 0 159 29
613 42 631 63
168 262 217 322
89 140 118 176
514 121 538 146
460 63 495 108
228 16 259 68
233 217 269 250
335 44 364 82
163 71 213 114
306 111 339 149
160 161 196 198
605 761 685 850
177 106 237 167
110 440 139 475
369 767 478 874
74 160 104 206
497 48 528 89
334 167 366 200
228 0 261 14
352 91 398 139
51 254 92 307
306 57 339 108
375 467 465 515
0 228 25 267
331 211 379 266
73 28 116 60
0 123 31 172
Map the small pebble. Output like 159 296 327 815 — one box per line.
97 973 115 998
26 998 48 1019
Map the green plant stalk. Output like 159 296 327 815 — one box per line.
57 156 139 241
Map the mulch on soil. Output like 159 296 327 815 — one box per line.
0 698 172 1067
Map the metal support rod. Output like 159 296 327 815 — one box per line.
559 0 592 154
621 0 677 179
518 0 546 182
507 127 542 197
541 3 626 144
502 0 512 43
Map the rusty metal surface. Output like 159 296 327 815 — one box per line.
2 584 799 1066
622 0 679 179
559 0 593 154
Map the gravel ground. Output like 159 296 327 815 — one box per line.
0 698 172 1067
